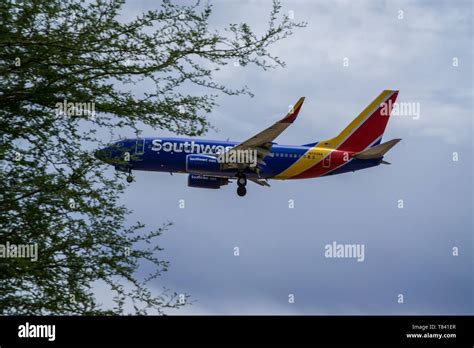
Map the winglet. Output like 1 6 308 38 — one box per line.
279 97 305 124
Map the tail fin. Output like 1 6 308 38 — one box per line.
320 90 399 152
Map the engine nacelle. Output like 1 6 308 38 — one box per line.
188 174 228 189
186 154 221 174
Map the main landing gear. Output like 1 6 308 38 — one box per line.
236 173 247 197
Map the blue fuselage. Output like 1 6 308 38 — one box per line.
97 137 381 180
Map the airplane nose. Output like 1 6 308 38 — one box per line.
94 148 108 162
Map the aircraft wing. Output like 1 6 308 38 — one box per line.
220 97 305 172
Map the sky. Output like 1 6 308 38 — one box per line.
96 0 473 314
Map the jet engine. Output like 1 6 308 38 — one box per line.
187 174 229 189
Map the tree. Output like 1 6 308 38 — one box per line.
0 0 305 314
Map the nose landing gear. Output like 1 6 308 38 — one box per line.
236 173 247 197
126 168 134 183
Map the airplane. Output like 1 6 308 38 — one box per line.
95 90 401 197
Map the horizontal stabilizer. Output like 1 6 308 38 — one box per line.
353 139 401 160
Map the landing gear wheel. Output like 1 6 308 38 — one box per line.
126 168 134 183
237 175 247 186
237 185 247 197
